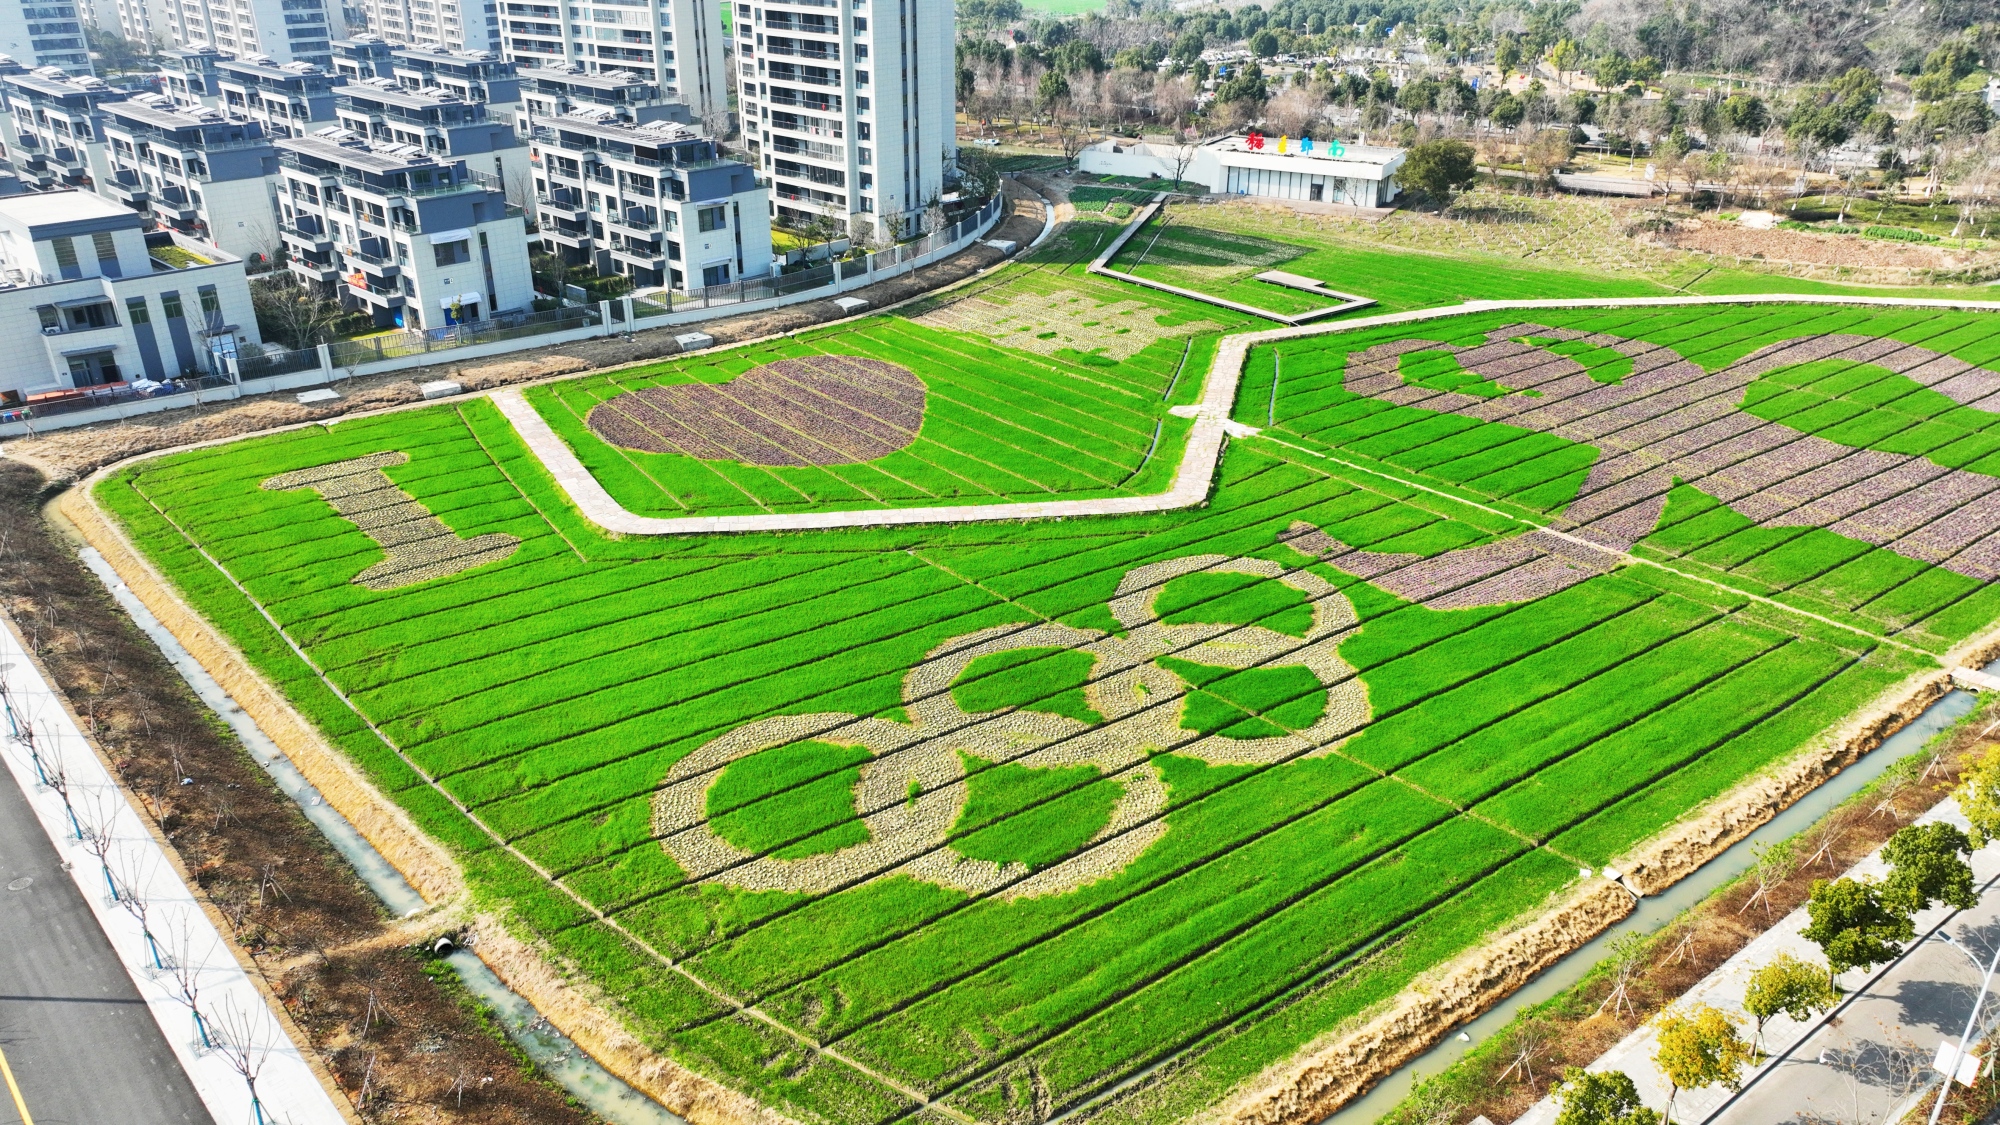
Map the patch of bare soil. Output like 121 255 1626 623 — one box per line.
0 459 597 1125
5 183 1048 484
1659 219 2000 278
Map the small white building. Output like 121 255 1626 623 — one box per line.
0 189 262 403
1079 134 1405 208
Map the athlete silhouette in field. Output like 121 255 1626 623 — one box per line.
1281 324 2000 609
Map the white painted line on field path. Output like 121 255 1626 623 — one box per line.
0 613 349 1125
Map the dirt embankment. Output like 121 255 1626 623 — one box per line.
1656 219 2000 280
6 182 1049 484
0 459 593 1125
1215 881 1635 1125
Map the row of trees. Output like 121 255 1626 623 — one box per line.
3 684 287 1123
1512 742 2000 1125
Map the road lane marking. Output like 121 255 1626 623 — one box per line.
0 1043 34 1125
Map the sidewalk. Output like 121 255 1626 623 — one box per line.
0 614 348 1125
1515 798 2000 1124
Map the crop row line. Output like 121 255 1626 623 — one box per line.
127 451 964 1124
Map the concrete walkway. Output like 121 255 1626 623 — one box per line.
1515 797 2000 1125
486 293 2000 540
0 615 348 1125
486 350 1243 534
1084 199 1375 325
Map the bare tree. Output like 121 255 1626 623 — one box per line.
113 849 168 971
163 916 218 1048
1596 932 1649 1020
1739 840 1799 916
207 995 277 1124
74 785 127 906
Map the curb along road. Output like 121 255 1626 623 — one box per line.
0 612 348 1125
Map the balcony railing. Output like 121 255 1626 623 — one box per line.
766 88 841 112
764 14 837 32
765 39 839 61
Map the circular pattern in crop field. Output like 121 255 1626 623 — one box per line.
652 553 1369 900
586 355 926 465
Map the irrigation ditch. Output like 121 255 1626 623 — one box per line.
1322 662 2000 1125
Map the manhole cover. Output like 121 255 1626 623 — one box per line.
7 877 32 891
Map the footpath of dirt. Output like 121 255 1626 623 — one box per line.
1215 659 1966 1125
5 182 1049 485
0 460 597 1125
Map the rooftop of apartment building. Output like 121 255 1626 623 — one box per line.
0 189 241 288
102 93 269 143
215 54 338 87
276 125 506 193
339 76 487 118
4 66 121 103
536 112 720 158
518 63 664 98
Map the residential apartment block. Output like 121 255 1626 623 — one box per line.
733 0 953 239
214 53 341 137
514 61 686 128
350 0 498 55
530 112 765 291
351 39 521 121
275 126 533 329
0 0 88 74
159 0 335 68
0 188 261 400
100 93 280 262
498 0 726 127
2 65 123 192
335 75 528 193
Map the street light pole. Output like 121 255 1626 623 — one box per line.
1930 931 2000 1125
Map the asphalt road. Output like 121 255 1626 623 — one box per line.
0 764 209 1125
1714 874 2000 1124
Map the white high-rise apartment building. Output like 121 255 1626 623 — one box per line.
733 0 951 240
0 0 89 73
497 0 725 126
155 0 335 67
353 0 498 53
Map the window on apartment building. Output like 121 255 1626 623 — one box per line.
697 205 726 232
161 292 185 319
91 231 116 264
50 236 77 276
856 121 870 140
702 263 729 286
126 296 150 324
434 238 470 265
198 285 221 318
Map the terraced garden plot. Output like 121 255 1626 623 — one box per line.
90 296 2000 1125
1106 206 1675 317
